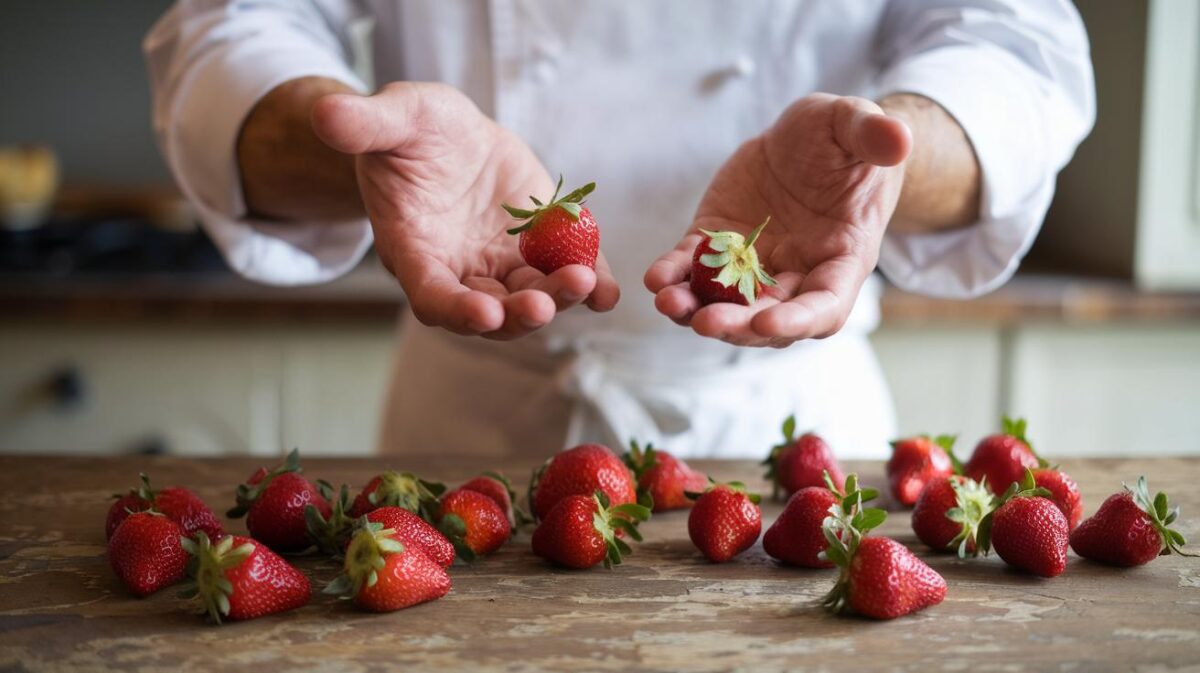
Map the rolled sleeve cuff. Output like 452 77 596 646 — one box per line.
875 46 1053 299
165 42 372 286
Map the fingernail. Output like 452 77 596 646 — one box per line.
561 291 585 303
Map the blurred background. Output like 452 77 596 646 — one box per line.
1 1 1198 458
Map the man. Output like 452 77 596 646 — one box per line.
145 1 1094 459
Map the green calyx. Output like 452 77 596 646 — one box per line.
305 483 354 556
818 473 887 615
685 480 762 506
437 511 477 564
226 448 303 519
945 477 995 558
698 216 778 305
324 520 406 599
1126 476 1197 557
975 468 1053 554
590 490 652 569
502 175 596 235
761 414 799 500
368 471 446 523
179 532 255 625
1001 415 1049 468
622 440 660 512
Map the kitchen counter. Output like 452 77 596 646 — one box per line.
5 262 1200 325
1 455 1197 672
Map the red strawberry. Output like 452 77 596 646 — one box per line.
532 491 651 569
502 177 599 274
690 216 777 306
349 470 445 521
437 489 511 560
325 523 451 612
981 470 1069 577
367 507 455 568
764 472 868 568
887 435 956 507
1032 467 1082 530
530 443 637 521
965 416 1046 494
1070 477 1195 566
106 473 224 541
911 475 994 557
687 482 762 563
107 511 188 597
456 471 529 527
227 449 331 553
181 532 310 623
762 415 845 499
622 440 708 512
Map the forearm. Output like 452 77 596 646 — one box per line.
237 76 364 221
880 94 981 234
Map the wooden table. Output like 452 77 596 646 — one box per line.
1 456 1197 672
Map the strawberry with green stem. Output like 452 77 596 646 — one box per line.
1070 476 1197 567
887 434 957 508
623 439 708 512
179 532 310 624
762 414 845 499
531 490 652 569
107 510 188 597
687 481 762 563
106 472 224 542
690 216 778 306
965 416 1048 495
453 471 532 528
977 468 1068 577
349 470 445 522
227 448 332 553
911 474 995 558
324 520 451 612
502 176 599 274
764 471 868 568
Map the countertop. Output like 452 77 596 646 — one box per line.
4 261 1200 326
1 455 1198 672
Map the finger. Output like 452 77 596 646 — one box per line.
483 289 556 340
588 254 621 312
644 234 703 293
311 83 419 155
397 256 505 334
654 283 700 325
833 97 912 167
691 302 777 347
751 258 863 340
505 264 597 311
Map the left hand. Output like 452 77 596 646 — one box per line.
644 93 911 347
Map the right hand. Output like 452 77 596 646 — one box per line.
312 82 619 339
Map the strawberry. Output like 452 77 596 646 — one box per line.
762 415 845 499
106 473 224 541
227 449 331 553
965 416 1047 494
1032 467 1082 530
979 469 1069 577
180 532 310 623
1070 476 1196 566
502 176 599 274
437 489 511 561
821 496 944 619
690 216 777 305
349 470 445 521
764 472 870 568
887 435 956 507
365 507 455 568
687 482 762 563
530 443 637 521
107 511 188 597
455 471 530 527
911 475 994 557
324 522 451 612
531 491 651 569
622 440 708 512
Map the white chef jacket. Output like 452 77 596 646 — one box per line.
144 0 1094 460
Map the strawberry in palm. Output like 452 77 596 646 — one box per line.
622 440 708 512
325 522 451 612
1070 476 1196 567
531 491 651 569
107 511 188 597
887 435 956 508
502 176 599 274
106 473 224 541
180 532 310 623
821 492 945 620
762 414 845 499
691 216 777 306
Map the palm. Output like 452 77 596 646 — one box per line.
647 94 909 346
316 83 618 339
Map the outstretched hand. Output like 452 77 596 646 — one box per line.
312 82 619 340
645 94 911 347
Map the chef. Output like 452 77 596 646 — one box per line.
144 1 1094 460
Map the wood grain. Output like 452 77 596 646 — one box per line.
1 455 1197 672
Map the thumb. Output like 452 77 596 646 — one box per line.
832 97 912 167
311 83 419 155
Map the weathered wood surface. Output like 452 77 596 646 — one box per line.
0 455 1197 672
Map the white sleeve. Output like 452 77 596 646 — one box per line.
873 0 1095 299
144 0 373 286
